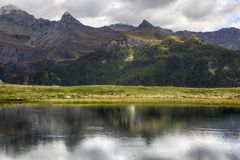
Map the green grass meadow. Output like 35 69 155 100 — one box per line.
0 84 239 106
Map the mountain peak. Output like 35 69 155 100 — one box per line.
60 12 81 24
0 4 22 15
138 19 154 29
63 12 71 17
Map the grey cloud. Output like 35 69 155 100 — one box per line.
102 0 177 26
0 0 240 31
62 0 112 18
178 0 217 20
0 0 63 19
121 0 176 9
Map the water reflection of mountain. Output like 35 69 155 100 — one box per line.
0 106 239 156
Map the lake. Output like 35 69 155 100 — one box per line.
0 105 239 160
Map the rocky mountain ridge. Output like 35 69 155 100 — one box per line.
0 5 117 65
1 5 240 65
0 5 240 87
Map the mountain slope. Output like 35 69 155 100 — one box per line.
8 35 239 87
0 5 118 64
0 5 240 87
175 27 240 50
124 20 173 40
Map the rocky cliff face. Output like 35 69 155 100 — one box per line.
0 5 52 34
0 5 117 65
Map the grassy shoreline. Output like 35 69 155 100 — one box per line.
0 84 239 106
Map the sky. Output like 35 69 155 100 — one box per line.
0 0 240 31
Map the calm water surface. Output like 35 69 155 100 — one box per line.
0 105 239 160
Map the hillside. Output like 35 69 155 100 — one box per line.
0 5 117 65
176 27 240 50
4 34 239 87
0 5 240 87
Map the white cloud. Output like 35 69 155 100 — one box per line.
230 22 240 28
80 16 114 27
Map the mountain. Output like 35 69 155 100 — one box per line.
0 4 48 32
175 27 240 50
109 21 240 50
138 20 154 29
60 12 82 25
108 24 136 32
0 5 240 87
0 5 118 65
9 35 238 87
124 20 173 40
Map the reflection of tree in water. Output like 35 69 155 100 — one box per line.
99 106 240 135
97 105 136 129
0 106 239 156
0 107 94 155
0 107 37 156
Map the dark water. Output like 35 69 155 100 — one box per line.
0 105 239 160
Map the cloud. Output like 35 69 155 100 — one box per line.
0 0 64 19
230 18 240 28
177 0 217 20
0 0 240 31
120 0 176 9
62 0 112 17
